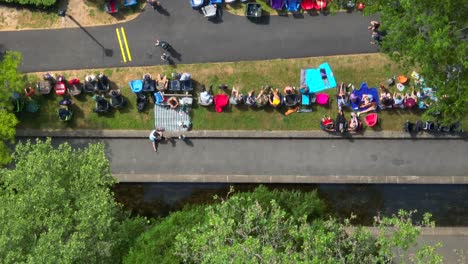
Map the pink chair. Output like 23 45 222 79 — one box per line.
365 113 378 127
316 93 329 106
214 94 229 113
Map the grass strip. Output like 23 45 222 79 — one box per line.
18 54 442 131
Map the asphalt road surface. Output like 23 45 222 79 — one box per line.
32 138 468 177
1 2 378 72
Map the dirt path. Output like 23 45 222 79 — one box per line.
0 0 142 30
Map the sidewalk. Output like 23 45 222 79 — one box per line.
16 129 467 139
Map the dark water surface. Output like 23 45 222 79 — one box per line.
114 183 468 226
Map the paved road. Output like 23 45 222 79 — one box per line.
36 138 468 177
1 2 378 72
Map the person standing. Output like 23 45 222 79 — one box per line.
149 128 166 152
155 39 170 50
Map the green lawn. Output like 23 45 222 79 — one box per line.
17 54 434 131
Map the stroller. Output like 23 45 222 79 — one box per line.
58 98 73 122
96 73 110 93
55 75 67 96
84 75 98 93
92 95 110 113
136 92 148 112
37 73 55 95
109 89 126 108
68 78 83 96
142 74 156 93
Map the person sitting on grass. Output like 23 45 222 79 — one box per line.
156 74 168 91
244 90 256 106
393 92 404 109
24 86 35 98
269 88 282 108
321 116 334 131
229 87 243 105
167 96 179 109
357 94 377 116
256 86 270 108
283 86 295 95
199 85 213 105
404 88 418 109
379 85 394 109
335 110 347 134
349 112 360 131
336 82 349 110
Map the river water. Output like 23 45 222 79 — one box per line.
114 183 468 226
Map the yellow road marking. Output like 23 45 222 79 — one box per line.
116 28 127 63
121 27 132 62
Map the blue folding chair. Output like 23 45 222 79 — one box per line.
124 0 138 7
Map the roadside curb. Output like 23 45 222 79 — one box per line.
16 129 467 139
113 174 468 184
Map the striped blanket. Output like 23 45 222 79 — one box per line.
154 105 190 132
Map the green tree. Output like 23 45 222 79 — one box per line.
124 206 206 264
0 110 18 165
0 51 25 110
125 186 326 264
0 51 25 166
0 139 147 263
0 0 57 7
364 0 467 124
173 189 442 263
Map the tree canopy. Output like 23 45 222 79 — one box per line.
0 51 25 166
364 0 467 124
0 51 25 110
0 0 57 7
0 139 147 263
127 186 442 264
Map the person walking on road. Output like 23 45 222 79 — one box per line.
155 39 170 51
149 128 166 152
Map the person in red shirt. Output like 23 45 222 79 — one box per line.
321 116 334 131
24 86 35 98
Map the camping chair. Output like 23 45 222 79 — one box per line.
214 94 229 113
104 0 119 14
124 0 137 6
58 105 73 122
154 92 169 107
129 80 143 93
270 0 285 10
68 78 83 96
181 80 193 92
169 80 181 92
315 93 329 106
136 93 148 112
365 113 378 127
202 4 217 17
55 76 67 96
143 76 156 93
